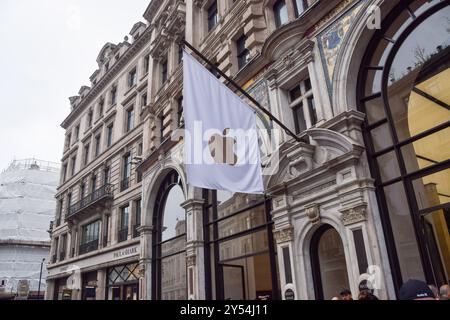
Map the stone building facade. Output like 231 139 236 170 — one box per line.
47 0 450 300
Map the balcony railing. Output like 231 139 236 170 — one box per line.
66 184 113 219
79 239 99 255
133 225 141 238
120 177 130 192
51 254 57 264
118 228 128 243
59 251 66 262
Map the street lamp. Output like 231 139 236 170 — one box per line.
37 258 45 300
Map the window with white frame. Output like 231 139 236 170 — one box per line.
289 77 318 134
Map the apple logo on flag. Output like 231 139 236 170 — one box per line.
209 128 238 166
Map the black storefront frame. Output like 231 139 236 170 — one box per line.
151 170 187 300
105 262 140 300
357 0 450 296
202 190 280 300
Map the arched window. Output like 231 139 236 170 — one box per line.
310 225 350 300
152 170 187 300
358 0 450 291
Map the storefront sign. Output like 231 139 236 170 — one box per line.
48 244 141 279
285 289 295 300
112 246 139 260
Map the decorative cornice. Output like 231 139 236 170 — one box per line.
187 254 197 267
340 203 367 226
61 26 154 129
274 227 294 244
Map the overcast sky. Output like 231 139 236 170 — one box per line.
0 0 149 171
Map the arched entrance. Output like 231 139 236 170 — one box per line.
151 170 187 300
310 225 350 300
357 0 450 292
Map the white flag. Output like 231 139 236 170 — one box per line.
183 50 264 194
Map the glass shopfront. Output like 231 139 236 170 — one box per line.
82 271 97 300
310 225 350 300
107 263 140 300
152 170 187 300
204 191 279 300
358 0 450 292
53 277 71 300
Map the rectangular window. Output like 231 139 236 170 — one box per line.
207 1 218 31
80 220 100 254
103 166 111 185
289 77 317 134
110 86 117 106
128 68 137 88
161 60 168 84
65 133 71 149
144 55 150 74
135 200 141 226
91 175 97 193
294 0 308 17
84 144 90 166
106 124 113 148
126 107 135 132
292 102 307 134
236 34 250 70
75 126 80 141
95 135 101 157
67 193 72 212
274 0 288 28
121 153 132 191
98 100 104 118
60 234 67 261
141 93 148 108
119 206 130 242
87 111 93 128
62 164 68 182
71 156 76 176
307 96 318 126
80 183 86 199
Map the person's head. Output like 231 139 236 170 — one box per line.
439 284 449 300
399 279 436 300
331 296 340 300
340 289 353 300
358 290 379 301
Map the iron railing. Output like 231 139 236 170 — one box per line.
67 184 113 219
51 254 57 264
59 251 66 262
79 239 99 255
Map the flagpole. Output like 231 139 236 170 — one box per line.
181 40 303 143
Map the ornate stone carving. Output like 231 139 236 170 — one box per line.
340 203 367 226
274 228 294 244
187 255 196 267
305 203 320 225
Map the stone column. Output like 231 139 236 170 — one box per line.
181 198 205 300
45 279 55 300
138 225 153 300
96 269 106 300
